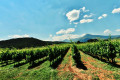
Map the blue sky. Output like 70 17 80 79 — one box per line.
0 0 120 41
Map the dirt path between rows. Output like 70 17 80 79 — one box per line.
57 49 117 80
69 56 92 80
80 51 115 80
57 49 92 80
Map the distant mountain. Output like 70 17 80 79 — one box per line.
0 37 65 49
63 34 120 42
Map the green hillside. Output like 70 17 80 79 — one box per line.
0 37 65 49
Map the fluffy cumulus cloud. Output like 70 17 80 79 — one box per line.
112 8 120 14
98 16 103 20
104 29 111 34
98 14 107 20
81 7 89 12
116 29 120 32
56 28 75 35
102 14 107 17
52 34 80 41
80 19 93 23
8 34 29 38
66 9 80 22
84 14 93 18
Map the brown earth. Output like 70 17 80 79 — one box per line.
80 51 115 80
57 49 91 80
57 49 116 80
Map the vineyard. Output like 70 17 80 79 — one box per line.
77 39 120 63
0 39 120 80
0 44 70 68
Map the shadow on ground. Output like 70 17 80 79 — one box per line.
50 54 66 69
50 48 70 69
28 58 48 69
76 61 87 70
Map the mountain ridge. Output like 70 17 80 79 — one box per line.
63 34 120 42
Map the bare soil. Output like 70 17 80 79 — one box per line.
57 49 116 80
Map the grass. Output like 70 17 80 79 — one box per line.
0 48 120 80
0 64 28 80
56 48 74 80
0 48 74 80
0 60 59 80
58 71 74 80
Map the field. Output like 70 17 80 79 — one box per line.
0 39 120 80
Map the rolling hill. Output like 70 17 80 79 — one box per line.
0 37 65 49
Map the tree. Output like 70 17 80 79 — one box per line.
77 41 81 44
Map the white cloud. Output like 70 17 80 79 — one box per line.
52 34 80 41
81 7 89 12
112 8 120 14
102 14 107 17
98 16 103 20
116 29 120 32
98 14 107 20
0 39 3 41
56 28 75 35
8 34 29 38
56 29 65 35
80 19 93 23
51 33 90 41
104 29 111 34
66 9 80 22
84 14 93 18
80 34 86 37
73 22 79 24
49 34 53 37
